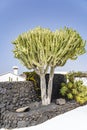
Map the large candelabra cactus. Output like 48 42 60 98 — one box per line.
12 27 86 105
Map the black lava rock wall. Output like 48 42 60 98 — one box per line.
0 81 38 128
0 74 66 128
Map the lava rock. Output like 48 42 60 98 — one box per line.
56 98 66 105
29 101 41 109
17 121 27 128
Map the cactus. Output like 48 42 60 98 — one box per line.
60 73 87 105
12 27 86 105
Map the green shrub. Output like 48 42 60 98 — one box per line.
67 93 73 99
60 73 87 105
60 84 68 96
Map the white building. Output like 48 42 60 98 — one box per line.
54 71 68 75
0 66 26 82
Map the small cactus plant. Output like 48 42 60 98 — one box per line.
60 73 87 105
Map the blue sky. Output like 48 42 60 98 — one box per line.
0 0 87 74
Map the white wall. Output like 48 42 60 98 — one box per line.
0 73 26 82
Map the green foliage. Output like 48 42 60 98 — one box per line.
12 27 86 105
60 74 87 105
12 27 86 74
67 93 73 99
24 71 41 99
24 71 38 81
60 83 68 96
67 71 87 78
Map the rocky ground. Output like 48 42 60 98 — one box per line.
1 99 81 129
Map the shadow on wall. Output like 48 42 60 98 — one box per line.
45 74 66 100
24 72 67 100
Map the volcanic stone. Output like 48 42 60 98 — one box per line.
56 98 66 105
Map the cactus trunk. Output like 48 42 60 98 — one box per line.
47 67 54 104
40 67 54 105
40 74 47 105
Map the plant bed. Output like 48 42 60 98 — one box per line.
1 100 82 129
